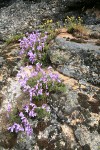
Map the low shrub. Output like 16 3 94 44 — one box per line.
65 16 87 35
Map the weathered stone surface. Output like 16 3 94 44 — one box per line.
0 67 100 150
75 125 100 150
0 43 21 90
48 36 100 85
0 0 58 40
0 78 22 149
13 117 70 150
47 79 100 150
88 25 100 38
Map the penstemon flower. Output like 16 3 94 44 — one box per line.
19 31 48 65
42 104 50 112
19 112 33 136
8 123 24 133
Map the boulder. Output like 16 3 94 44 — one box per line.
48 37 100 85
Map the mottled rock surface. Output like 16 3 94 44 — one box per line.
48 35 100 86
0 0 58 40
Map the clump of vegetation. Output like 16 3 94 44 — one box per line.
7 20 66 137
65 16 87 36
20 20 61 66
17 63 65 102
35 106 50 119
19 31 48 66
6 34 24 45
36 19 60 40
8 108 21 124
8 102 51 136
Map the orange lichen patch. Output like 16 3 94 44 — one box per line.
70 118 84 125
53 70 79 88
61 124 75 141
57 33 75 39
72 85 79 90
44 67 78 88
58 28 67 33
6 56 19 60
57 28 75 39
89 112 100 127
5 43 20 50
44 67 80 90
80 84 86 89
87 96 98 102
0 75 3 81
58 33 75 39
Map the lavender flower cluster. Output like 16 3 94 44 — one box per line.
8 103 50 136
17 63 61 101
8 31 62 136
19 31 47 64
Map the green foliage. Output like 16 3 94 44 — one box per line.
27 72 66 102
65 16 86 34
34 20 60 66
47 81 66 93
27 73 42 87
6 34 24 45
8 108 21 124
33 95 47 102
35 107 50 119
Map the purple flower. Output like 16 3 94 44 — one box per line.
37 89 43 96
24 105 29 113
8 30 64 137
19 31 48 64
7 103 11 113
29 109 37 118
42 104 50 112
24 103 37 118
48 66 52 70
24 124 33 136
30 103 37 108
19 112 25 120
7 103 11 118
8 123 24 133
28 50 36 64
37 45 42 51
8 125 15 132
35 63 42 72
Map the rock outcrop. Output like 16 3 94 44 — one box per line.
48 35 100 86
0 0 100 150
